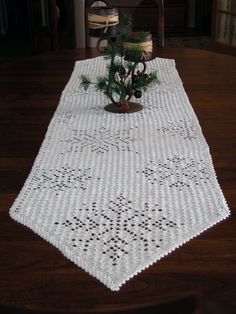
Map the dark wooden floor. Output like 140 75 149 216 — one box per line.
0 48 236 313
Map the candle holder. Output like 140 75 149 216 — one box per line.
88 6 118 53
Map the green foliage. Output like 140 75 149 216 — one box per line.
107 60 122 73
123 14 133 27
120 32 129 44
80 75 91 91
135 31 149 42
96 76 108 92
149 71 160 84
133 75 148 92
123 46 142 62
79 13 160 105
125 61 136 71
103 45 120 60
115 13 132 48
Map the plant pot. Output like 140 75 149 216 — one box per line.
123 32 153 61
104 101 143 114
88 7 119 38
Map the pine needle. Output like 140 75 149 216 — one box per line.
96 76 108 92
149 71 160 84
80 75 91 91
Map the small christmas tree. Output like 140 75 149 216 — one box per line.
80 15 160 113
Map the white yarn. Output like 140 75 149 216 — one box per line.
9 56 230 291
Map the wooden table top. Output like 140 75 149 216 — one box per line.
0 48 236 313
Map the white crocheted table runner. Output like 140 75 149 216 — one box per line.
10 56 230 291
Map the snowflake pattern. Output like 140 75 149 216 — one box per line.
33 166 99 194
139 155 211 191
61 126 139 154
54 195 180 266
56 111 77 124
9 56 231 291
157 120 197 140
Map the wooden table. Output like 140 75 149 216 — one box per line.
0 48 235 313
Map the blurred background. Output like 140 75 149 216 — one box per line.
0 0 235 63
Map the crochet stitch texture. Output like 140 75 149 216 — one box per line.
10 56 230 291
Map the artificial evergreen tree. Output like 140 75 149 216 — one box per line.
80 15 160 113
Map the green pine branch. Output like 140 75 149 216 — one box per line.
123 46 142 62
135 31 149 42
80 75 91 91
149 71 160 85
79 13 161 105
96 76 108 92
123 14 133 27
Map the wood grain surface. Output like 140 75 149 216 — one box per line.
0 48 235 313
